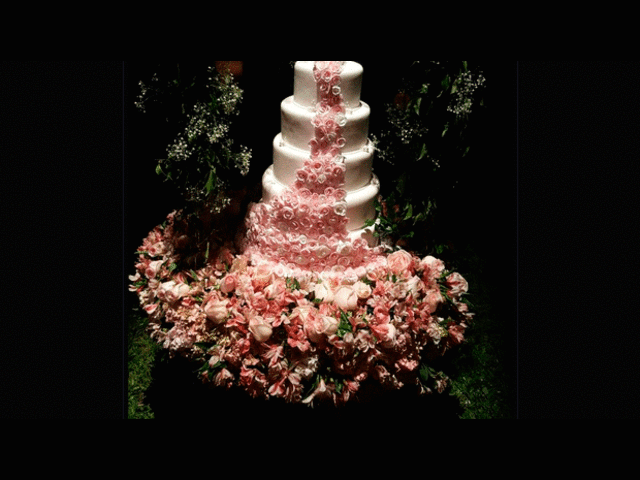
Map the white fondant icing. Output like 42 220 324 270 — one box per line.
273 133 374 191
262 165 379 232
281 96 370 154
294 61 363 109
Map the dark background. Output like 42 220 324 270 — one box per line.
2 61 637 418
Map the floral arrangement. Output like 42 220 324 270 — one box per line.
130 61 475 408
129 211 473 407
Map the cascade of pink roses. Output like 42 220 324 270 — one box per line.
242 61 382 275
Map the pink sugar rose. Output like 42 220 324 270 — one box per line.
249 316 273 343
387 250 415 277
334 286 359 311
144 260 164 279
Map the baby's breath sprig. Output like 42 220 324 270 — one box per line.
137 64 252 215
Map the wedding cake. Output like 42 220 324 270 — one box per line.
131 61 473 408
242 61 385 279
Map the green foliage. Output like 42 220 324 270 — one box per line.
372 60 486 253
136 63 251 215
336 311 354 339
127 308 162 419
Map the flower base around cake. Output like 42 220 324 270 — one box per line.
130 210 474 407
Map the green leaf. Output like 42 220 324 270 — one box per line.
337 311 353 339
420 364 430 383
413 97 423 116
404 203 414 221
194 342 214 352
168 263 178 273
205 168 217 194
286 277 301 291
418 143 428 161
442 75 451 91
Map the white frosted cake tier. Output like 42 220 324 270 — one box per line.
281 96 370 154
294 61 363 109
262 165 379 232
273 133 374 191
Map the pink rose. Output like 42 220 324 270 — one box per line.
204 295 229 324
304 314 339 344
220 274 237 294
230 256 248 274
160 281 191 304
352 281 372 300
334 286 359 311
264 278 287 301
421 256 445 284
252 263 274 289
446 272 469 297
249 316 273 343
312 282 334 303
387 250 415 277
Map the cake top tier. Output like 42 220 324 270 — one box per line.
293 61 363 109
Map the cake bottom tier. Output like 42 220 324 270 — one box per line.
262 165 380 234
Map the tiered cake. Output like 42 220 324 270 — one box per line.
242 61 384 279
131 61 474 407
